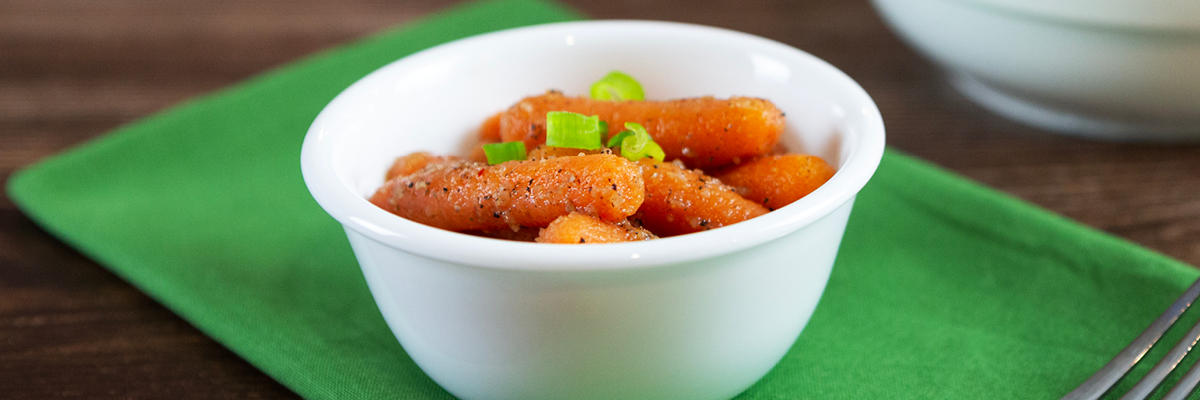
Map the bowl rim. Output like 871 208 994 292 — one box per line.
300 20 886 271
903 0 1200 33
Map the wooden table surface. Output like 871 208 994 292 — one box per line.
2 0 1198 398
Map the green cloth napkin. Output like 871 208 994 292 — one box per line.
7 0 1200 398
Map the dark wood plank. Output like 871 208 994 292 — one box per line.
2 0 1198 398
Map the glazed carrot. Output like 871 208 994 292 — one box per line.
468 113 505 163
713 154 836 211
535 212 657 244
498 91 784 168
369 154 644 232
525 144 606 160
385 152 460 181
466 227 541 242
634 159 768 237
480 112 502 143
467 147 489 164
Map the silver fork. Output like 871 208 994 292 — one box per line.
1063 277 1200 400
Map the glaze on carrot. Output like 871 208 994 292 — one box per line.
480 112 502 143
468 113 505 163
498 91 784 168
525 144 606 160
713 154 836 211
385 152 460 181
466 227 541 242
634 159 768 237
369 154 644 232
535 212 657 244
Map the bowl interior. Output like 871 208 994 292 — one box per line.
303 21 885 269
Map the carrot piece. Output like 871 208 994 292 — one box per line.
467 147 489 164
713 154 836 211
535 212 657 244
467 113 505 163
525 144 606 160
385 152 460 181
466 227 541 242
480 112 502 143
634 159 768 237
369 154 645 232
498 91 784 168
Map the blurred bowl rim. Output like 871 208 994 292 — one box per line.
951 0 1200 32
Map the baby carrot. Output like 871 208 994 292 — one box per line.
369 154 644 232
480 112 502 143
468 113 505 163
535 212 657 244
498 91 784 168
634 159 768 236
465 227 541 242
385 152 460 181
525 144 606 160
713 154 836 211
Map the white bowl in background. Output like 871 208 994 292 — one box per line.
872 0 1200 140
301 21 885 400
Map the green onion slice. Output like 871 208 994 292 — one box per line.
589 71 645 101
613 122 665 162
546 111 604 150
606 130 634 147
482 141 527 165
623 121 650 138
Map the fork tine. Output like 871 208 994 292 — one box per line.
1061 277 1200 400
1118 318 1200 400
1161 352 1200 400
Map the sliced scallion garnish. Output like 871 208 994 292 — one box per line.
590 71 645 101
606 130 634 147
545 111 604 150
613 122 665 162
482 141 527 165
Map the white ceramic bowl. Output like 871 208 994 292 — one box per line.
872 0 1200 140
301 21 884 400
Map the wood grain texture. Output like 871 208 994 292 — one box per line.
2 0 1198 398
